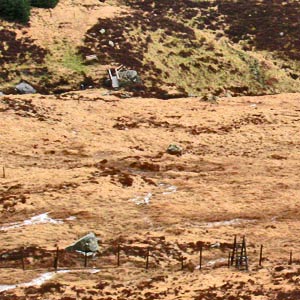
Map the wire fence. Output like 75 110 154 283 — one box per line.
0 236 296 273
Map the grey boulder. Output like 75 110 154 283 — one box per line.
119 70 141 84
15 82 36 94
65 232 99 253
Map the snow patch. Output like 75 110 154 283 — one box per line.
0 270 69 293
205 258 227 267
202 218 255 228
0 269 100 293
162 185 177 195
0 213 76 231
130 183 177 206
159 183 177 195
131 193 152 205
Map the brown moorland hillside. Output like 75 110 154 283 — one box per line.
1 1 300 299
1 91 300 299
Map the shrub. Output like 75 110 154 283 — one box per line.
0 0 30 24
30 0 59 8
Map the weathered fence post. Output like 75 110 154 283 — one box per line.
181 256 184 270
84 243 88 268
2 166 5 178
54 246 59 272
259 245 263 267
228 251 231 268
21 247 25 270
117 243 120 267
199 245 203 270
243 236 248 271
289 251 293 265
231 235 237 266
145 247 150 270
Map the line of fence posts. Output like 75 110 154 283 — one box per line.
5 238 298 272
5 241 229 272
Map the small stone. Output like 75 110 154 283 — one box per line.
3 200 14 209
210 242 221 248
167 144 183 156
203 93 218 102
99 28 106 34
85 54 98 62
108 40 114 47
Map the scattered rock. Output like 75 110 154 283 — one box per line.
167 144 183 156
118 173 134 187
66 232 99 253
99 28 106 34
15 82 36 94
274 266 285 272
3 200 14 209
210 242 221 248
270 154 287 160
119 70 140 84
108 40 114 47
203 94 218 102
85 54 98 63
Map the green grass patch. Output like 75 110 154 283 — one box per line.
61 49 86 73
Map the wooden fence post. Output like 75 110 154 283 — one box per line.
181 256 184 270
289 251 293 265
243 236 248 271
21 247 25 270
54 246 59 271
145 247 150 270
199 246 203 270
259 245 263 267
84 252 88 268
228 251 231 268
2 166 5 178
231 235 237 266
117 244 120 267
